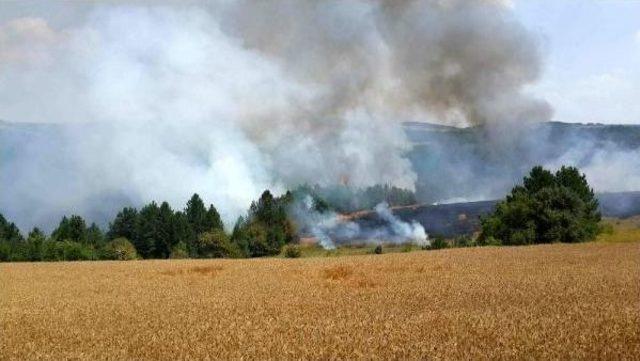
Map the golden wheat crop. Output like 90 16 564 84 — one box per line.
1 241 639 360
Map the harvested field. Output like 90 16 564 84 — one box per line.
1 241 639 360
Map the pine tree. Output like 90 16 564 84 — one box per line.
154 202 175 258
68 215 88 244
52 216 70 242
137 202 160 259
52 215 88 243
107 207 140 242
0 213 23 244
185 193 208 234
206 204 224 232
87 223 105 247
26 227 46 261
171 211 191 248
480 166 602 245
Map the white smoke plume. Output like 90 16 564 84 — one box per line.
0 1 549 232
373 203 428 247
292 196 427 249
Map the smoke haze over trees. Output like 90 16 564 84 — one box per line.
0 0 561 232
407 121 640 204
0 192 297 261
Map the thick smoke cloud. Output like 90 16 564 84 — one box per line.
0 1 549 231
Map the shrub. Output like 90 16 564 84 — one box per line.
374 244 383 254
429 236 449 250
42 241 64 261
61 241 95 261
453 235 474 248
283 244 302 258
8 242 29 262
170 241 189 259
477 236 502 247
26 228 46 261
100 238 138 260
244 222 278 257
196 230 241 258
42 241 94 261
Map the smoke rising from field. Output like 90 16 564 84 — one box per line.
0 1 550 232
373 203 428 246
293 196 428 249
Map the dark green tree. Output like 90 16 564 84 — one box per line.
136 202 160 259
107 207 140 242
52 216 70 242
153 202 176 259
0 213 24 244
479 166 601 245
171 211 192 254
240 190 297 257
26 227 47 261
185 193 208 235
523 166 556 194
184 194 225 255
86 223 105 247
52 215 87 243
205 204 224 232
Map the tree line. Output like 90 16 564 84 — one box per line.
0 190 296 262
0 168 603 261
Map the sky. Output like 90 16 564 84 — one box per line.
513 0 640 124
0 0 639 125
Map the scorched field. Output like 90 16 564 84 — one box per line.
1 241 639 360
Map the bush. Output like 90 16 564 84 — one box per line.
26 230 46 261
476 236 502 247
100 238 138 260
8 242 29 262
196 230 241 258
374 244 383 254
453 235 474 248
243 222 277 257
429 236 449 250
170 241 189 259
283 244 302 258
42 241 64 261
41 240 94 261
61 241 95 261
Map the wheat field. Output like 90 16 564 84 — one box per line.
1 241 639 360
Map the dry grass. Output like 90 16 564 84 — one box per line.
598 216 640 244
1 241 639 360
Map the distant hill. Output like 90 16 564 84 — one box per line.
404 121 640 145
349 191 640 238
403 121 640 204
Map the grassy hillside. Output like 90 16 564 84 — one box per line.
405 121 640 203
342 192 640 238
597 216 640 243
2 241 639 360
